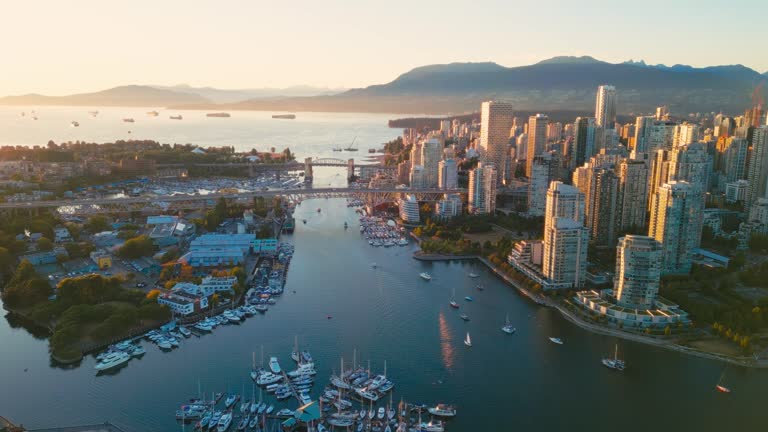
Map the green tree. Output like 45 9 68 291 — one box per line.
85 215 110 233
37 237 54 251
118 235 154 259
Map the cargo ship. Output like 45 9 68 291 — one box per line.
272 114 296 119
206 112 231 118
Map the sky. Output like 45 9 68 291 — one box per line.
1 0 766 96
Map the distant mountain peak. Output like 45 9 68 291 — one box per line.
536 56 604 65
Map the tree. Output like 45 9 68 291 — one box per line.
0 246 13 273
118 235 154 259
85 215 110 233
36 237 54 251
146 289 161 301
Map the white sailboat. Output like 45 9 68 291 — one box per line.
450 288 459 309
601 344 625 371
464 332 472 347
501 313 516 334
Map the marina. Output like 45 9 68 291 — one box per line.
1 196 767 431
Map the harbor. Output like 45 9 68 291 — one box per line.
2 197 767 431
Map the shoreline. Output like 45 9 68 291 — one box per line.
414 252 767 369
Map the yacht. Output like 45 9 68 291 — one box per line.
464 296 473 302
602 345 625 371
256 372 282 386
94 351 130 371
464 332 472 347
178 326 191 337
501 314 516 334
129 346 146 357
468 272 479 278
549 337 564 345
216 412 233 432
419 272 432 281
269 357 281 374
377 407 386 420
427 404 456 417
224 393 239 408
715 385 731 393
146 110 159 116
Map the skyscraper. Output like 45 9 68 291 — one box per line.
747 127 768 210
649 181 702 275
545 181 585 224
526 114 549 177
409 165 426 188
595 85 617 129
420 138 442 188
718 137 749 184
633 116 656 153
479 101 515 185
616 159 649 231
438 159 458 190
468 162 497 214
614 235 663 309
673 123 699 147
527 152 561 217
584 167 619 246
571 117 597 169
543 182 588 289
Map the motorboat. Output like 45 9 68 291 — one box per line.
94 351 130 371
275 409 294 417
468 272 479 278
450 288 459 308
377 407 385 420
256 372 282 386
178 326 191 337
269 356 281 374
549 337 564 345
427 404 456 417
419 272 432 281
216 412 233 432
417 421 444 432
460 313 470 321
464 296 473 302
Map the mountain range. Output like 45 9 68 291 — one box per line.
2 56 766 115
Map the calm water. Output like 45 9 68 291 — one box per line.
1 196 767 431
0 106 398 157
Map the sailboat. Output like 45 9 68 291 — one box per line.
715 368 732 393
501 314 516 334
449 288 459 309
602 344 625 371
464 332 472 347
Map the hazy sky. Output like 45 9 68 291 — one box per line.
2 0 766 95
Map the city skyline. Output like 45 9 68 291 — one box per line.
2 0 767 96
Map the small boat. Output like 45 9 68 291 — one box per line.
359 409 366 420
549 337 564 345
178 326 191 337
501 314 516 334
70 121 80 127
464 296 473 302
468 272 479 278
377 407 385 420
419 272 432 281
265 405 274 414
715 369 732 393
236 416 248 431
602 344 625 371
206 112 231 117
427 404 456 417
269 357 281 374
418 421 444 432
123 118 135 123
275 409 294 417
247 416 258 429
146 110 159 116
460 313 470 321
170 114 183 120
272 114 296 119
449 288 459 308
224 393 239 408
464 332 472 347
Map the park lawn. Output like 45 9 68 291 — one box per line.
462 227 508 244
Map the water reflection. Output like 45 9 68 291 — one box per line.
438 311 455 370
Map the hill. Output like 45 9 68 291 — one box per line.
150 84 346 104
0 85 210 107
199 57 767 115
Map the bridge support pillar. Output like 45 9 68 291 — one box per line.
347 159 355 180
304 157 313 183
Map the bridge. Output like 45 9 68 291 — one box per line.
3 188 467 215
157 157 385 181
